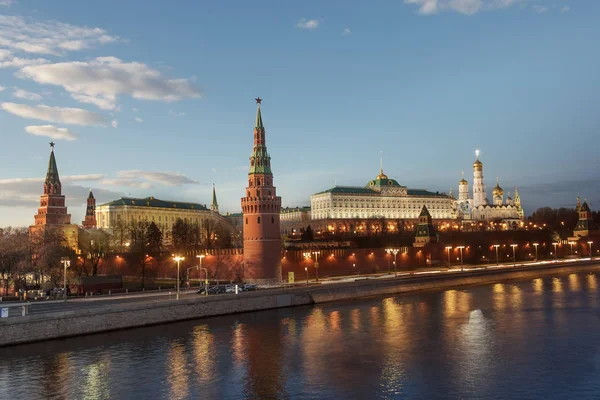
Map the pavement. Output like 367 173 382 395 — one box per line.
0 257 596 319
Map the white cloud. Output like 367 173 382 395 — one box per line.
404 0 526 15
0 56 48 69
13 88 42 101
25 125 78 141
100 179 153 189
135 117 143 123
342 28 352 36
533 4 547 13
70 93 118 110
168 109 186 117
561 6 570 12
132 107 138 112
296 19 319 30
0 85 5 92
62 174 104 182
118 170 198 186
111 119 118 128
0 15 120 57
1 102 108 126
0 0 15 6
18 57 201 110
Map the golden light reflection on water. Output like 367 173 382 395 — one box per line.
351 308 361 331
167 342 189 400
533 278 543 293
492 284 506 311
587 273 597 290
552 277 563 293
329 310 341 333
370 305 380 326
192 325 216 386
568 274 581 292
231 322 246 366
509 285 523 310
380 297 407 396
40 351 72 399
81 355 111 400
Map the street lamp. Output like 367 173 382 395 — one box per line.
173 256 185 300
588 241 594 260
305 266 308 286
386 248 400 277
456 246 465 271
552 242 558 261
445 246 452 268
196 254 207 294
510 244 518 266
61 257 70 302
569 241 575 256
533 243 539 262
493 244 500 266
311 251 321 282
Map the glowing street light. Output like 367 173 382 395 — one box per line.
173 256 185 300
588 241 594 260
445 246 452 267
533 243 539 262
61 257 70 302
569 241 575 255
386 248 400 277
312 251 321 282
552 242 558 261
195 254 207 294
493 244 500 266
510 244 518 266
305 266 308 286
456 246 465 271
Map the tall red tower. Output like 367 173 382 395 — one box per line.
241 98 282 283
30 142 78 250
82 189 97 229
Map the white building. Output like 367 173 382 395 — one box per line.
453 152 524 227
310 168 453 220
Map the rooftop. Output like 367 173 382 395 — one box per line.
314 186 448 198
99 197 208 211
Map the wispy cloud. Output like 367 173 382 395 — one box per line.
561 6 570 12
111 119 118 128
404 0 528 15
18 56 201 111
135 117 143 123
13 88 42 101
342 28 352 36
1 102 108 126
117 170 199 186
532 4 547 13
296 19 319 30
25 125 77 141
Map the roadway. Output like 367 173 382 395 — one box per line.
1 257 597 319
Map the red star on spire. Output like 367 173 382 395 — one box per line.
255 97 262 104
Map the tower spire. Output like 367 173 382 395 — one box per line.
380 150 383 174
210 183 219 213
249 97 272 175
45 142 61 195
255 97 263 129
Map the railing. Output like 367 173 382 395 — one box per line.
0 302 29 318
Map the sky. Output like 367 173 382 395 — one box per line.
0 0 599 227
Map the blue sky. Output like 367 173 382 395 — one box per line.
0 0 598 226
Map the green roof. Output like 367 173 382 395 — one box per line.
367 178 404 188
100 197 208 210
314 186 449 198
282 206 311 212
419 205 432 218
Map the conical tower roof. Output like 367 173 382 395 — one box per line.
88 189 94 199
419 205 432 218
255 98 263 129
211 183 218 208
45 142 61 188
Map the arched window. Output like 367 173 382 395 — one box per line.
271 216 275 224
258 217 261 224
245 218 248 224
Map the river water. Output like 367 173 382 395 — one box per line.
2 271 600 399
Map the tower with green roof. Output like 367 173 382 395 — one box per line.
414 205 438 247
241 98 282 283
573 199 595 237
210 183 219 214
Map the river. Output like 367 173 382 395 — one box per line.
1 271 600 399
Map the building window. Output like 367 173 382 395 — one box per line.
272 216 275 224
258 217 261 224
246 218 248 224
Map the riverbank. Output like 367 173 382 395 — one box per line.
1 261 599 347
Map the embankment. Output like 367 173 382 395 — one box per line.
1 261 599 347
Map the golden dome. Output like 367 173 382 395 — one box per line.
459 178 468 185
473 159 482 169
492 180 504 197
376 169 388 180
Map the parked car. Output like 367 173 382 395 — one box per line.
225 285 236 293
242 284 257 291
197 286 220 295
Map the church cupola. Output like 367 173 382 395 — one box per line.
492 177 504 206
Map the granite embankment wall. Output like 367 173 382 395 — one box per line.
1 262 599 347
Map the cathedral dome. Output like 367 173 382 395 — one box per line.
459 178 468 185
493 182 504 197
473 159 483 169
376 169 388 180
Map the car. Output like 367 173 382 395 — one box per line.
225 285 236 293
197 286 220 295
242 283 257 291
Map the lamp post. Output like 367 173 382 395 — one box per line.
445 246 452 268
61 257 70 302
173 256 185 300
493 244 500 266
386 248 400 277
569 241 575 256
552 242 558 262
457 246 465 271
511 244 518 266
533 243 539 262
312 251 320 282
305 267 308 286
588 241 594 260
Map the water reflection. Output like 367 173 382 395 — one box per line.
1 271 600 399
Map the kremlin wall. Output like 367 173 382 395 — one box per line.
16 99 599 287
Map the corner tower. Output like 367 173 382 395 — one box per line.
241 98 282 283
30 142 78 250
210 183 219 214
82 189 97 228
472 150 486 207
